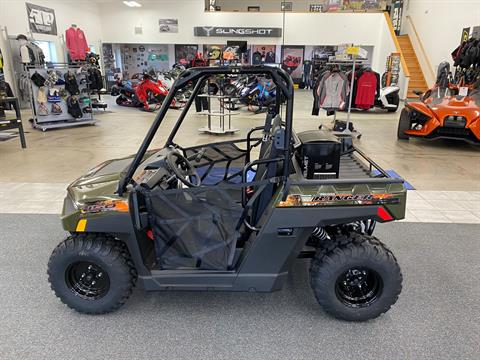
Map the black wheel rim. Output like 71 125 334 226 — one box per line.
66 261 110 300
335 267 382 308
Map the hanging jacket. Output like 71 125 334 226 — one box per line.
312 69 339 115
355 71 378 110
311 73 323 115
26 42 46 65
317 71 349 110
87 68 103 90
436 61 450 88
65 27 88 61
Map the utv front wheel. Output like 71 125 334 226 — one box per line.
48 234 137 314
310 233 402 321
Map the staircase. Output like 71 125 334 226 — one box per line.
397 35 429 98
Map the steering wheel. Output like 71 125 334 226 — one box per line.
166 150 201 187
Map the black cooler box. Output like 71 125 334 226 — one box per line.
296 130 341 179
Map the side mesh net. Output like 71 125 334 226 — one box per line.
143 185 244 270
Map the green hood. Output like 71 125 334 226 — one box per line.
67 149 162 207
67 156 135 207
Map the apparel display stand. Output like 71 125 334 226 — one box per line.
325 56 369 139
28 63 97 131
197 94 239 134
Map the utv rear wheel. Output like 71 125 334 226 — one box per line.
397 108 410 140
309 233 402 322
48 233 137 314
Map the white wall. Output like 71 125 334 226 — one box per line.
403 0 480 84
98 0 384 46
98 1 398 73
0 0 103 85
0 0 407 96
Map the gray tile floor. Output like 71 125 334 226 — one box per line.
0 215 478 360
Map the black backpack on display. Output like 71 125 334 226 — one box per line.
64 72 80 95
67 96 83 118
30 71 46 87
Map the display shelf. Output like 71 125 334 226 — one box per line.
0 97 26 148
27 64 99 131
32 118 96 132
197 93 240 135
197 110 240 116
198 126 239 134
197 94 239 99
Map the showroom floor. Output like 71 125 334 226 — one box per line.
1 91 480 188
0 215 478 360
0 90 479 222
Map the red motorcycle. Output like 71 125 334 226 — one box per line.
114 73 181 111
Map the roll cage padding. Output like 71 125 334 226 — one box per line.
118 66 294 196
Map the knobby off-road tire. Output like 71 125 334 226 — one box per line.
48 233 137 315
309 233 402 322
397 108 410 140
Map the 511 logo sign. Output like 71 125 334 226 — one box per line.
26 2 57 35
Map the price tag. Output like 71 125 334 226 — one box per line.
459 87 468 97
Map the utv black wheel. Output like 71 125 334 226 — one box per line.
387 93 400 112
309 233 402 322
48 233 137 314
397 108 410 140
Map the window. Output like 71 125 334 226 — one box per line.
33 40 57 63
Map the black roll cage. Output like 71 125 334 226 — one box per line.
118 66 294 195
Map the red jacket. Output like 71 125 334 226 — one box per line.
355 71 378 109
65 27 88 61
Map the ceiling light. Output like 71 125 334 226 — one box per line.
123 1 142 7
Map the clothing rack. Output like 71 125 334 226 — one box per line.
326 58 369 138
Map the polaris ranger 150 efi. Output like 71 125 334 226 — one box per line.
48 66 406 321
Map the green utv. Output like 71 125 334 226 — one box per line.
48 66 405 322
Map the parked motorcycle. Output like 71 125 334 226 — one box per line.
114 73 183 111
112 73 142 107
238 76 277 113
375 86 400 112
